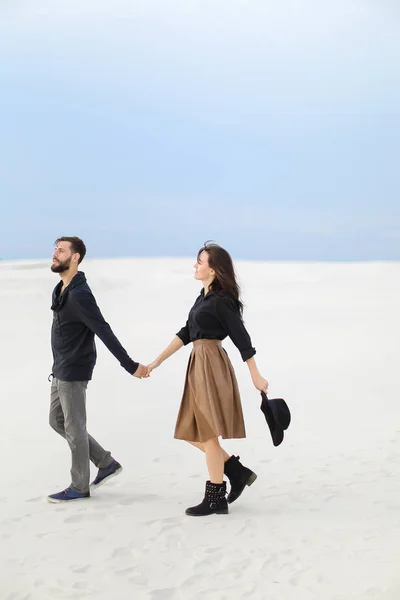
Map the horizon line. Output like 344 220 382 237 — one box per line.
1 255 399 266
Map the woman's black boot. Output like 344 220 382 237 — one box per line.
185 481 229 516
224 455 257 504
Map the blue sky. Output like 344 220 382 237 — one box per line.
1 1 399 261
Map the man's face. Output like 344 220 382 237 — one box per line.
51 241 74 273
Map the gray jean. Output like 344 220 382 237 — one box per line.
49 378 112 492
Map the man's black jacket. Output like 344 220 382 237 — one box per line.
51 271 138 381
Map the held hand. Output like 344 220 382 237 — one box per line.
252 374 269 393
144 360 160 378
133 364 147 379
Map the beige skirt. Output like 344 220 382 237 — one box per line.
174 339 246 443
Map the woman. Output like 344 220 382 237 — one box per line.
146 242 268 516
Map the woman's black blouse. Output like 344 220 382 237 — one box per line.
176 289 256 362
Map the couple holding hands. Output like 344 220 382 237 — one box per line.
48 237 268 516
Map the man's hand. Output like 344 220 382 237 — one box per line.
133 364 147 379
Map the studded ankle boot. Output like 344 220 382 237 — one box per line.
185 481 229 516
224 455 257 504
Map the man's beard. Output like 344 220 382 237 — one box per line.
51 257 71 273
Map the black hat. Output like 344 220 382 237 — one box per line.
260 392 291 447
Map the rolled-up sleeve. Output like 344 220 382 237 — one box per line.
176 320 191 346
216 297 256 361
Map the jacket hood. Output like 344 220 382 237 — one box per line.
51 271 87 311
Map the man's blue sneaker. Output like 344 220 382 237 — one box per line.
47 487 90 503
90 460 123 491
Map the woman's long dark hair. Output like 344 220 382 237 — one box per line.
197 241 244 316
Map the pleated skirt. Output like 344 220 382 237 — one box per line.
174 339 246 443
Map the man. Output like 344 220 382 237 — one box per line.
47 236 146 503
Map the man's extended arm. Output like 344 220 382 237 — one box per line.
73 290 140 375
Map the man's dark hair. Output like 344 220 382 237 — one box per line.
55 236 87 264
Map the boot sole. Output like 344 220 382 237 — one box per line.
90 467 123 491
185 509 229 516
227 471 257 504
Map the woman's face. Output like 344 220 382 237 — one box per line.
194 251 215 282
